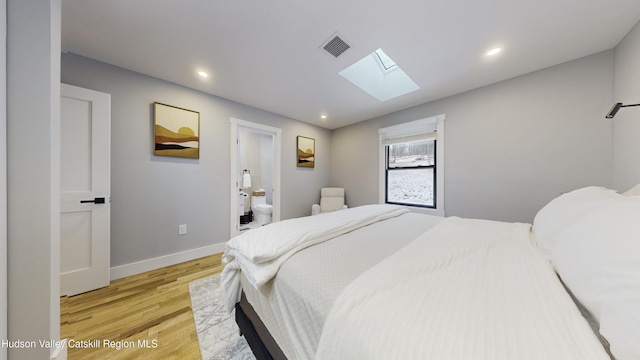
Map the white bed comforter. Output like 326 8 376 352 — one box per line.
221 204 409 312
315 217 609 360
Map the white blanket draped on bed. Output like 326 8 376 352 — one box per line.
316 217 609 360
221 204 409 312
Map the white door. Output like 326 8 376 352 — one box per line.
60 84 111 296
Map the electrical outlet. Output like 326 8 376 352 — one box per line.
178 224 187 235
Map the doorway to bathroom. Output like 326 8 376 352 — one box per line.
230 118 282 238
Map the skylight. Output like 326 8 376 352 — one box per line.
339 48 419 102
373 49 397 72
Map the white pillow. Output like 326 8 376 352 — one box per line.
551 197 640 360
622 182 640 196
533 186 621 260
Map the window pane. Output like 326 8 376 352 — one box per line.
388 140 434 168
387 168 434 206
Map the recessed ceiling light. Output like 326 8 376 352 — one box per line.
486 48 501 56
198 71 208 78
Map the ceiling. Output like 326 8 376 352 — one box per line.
61 0 640 130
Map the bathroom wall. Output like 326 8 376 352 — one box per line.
238 128 274 206
260 135 274 204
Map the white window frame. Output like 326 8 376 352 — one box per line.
378 114 446 216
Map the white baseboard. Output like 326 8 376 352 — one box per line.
110 243 226 280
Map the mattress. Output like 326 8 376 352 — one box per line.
316 217 610 360
240 212 444 359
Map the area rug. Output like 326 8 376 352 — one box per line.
189 274 255 360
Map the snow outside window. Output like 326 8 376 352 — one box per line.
385 140 435 208
378 114 445 216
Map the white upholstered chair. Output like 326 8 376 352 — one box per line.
312 187 348 215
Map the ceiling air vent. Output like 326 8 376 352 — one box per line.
321 33 351 58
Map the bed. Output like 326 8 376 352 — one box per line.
221 187 640 360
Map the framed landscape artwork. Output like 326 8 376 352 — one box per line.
154 102 200 159
297 136 315 168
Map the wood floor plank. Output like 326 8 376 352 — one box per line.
61 253 223 360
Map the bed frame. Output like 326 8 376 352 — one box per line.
235 292 287 360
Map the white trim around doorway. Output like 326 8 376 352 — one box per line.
229 118 282 239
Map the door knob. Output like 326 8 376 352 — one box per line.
80 197 105 204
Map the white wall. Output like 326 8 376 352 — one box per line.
332 51 614 223
61 53 332 269
239 129 274 205
7 0 61 358
0 1 7 359
260 135 275 205
612 19 640 190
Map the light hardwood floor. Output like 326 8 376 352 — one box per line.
60 253 223 360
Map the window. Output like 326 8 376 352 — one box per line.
386 140 435 207
379 115 445 216
373 48 398 73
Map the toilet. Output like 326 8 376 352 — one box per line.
251 190 273 225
